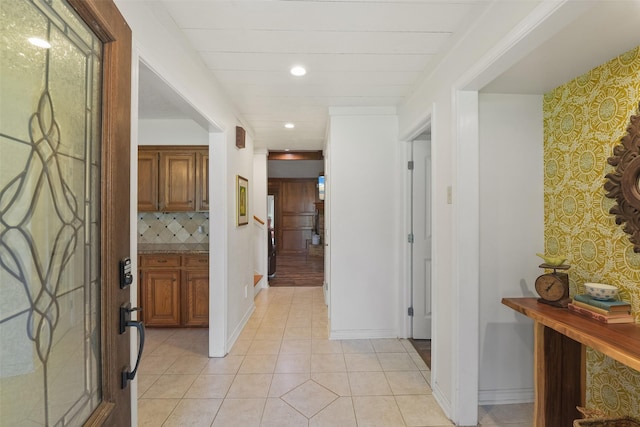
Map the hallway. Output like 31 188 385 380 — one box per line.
137 287 532 426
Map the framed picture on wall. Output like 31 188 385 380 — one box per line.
237 175 248 226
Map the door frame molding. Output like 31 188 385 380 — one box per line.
67 0 133 425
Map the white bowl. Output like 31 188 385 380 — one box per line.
584 283 618 301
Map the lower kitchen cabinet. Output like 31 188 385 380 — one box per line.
141 269 181 326
139 254 209 327
183 270 209 326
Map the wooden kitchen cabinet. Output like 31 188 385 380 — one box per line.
138 146 208 212
160 151 196 211
139 253 209 327
138 151 159 211
141 269 181 326
183 270 209 326
197 152 209 211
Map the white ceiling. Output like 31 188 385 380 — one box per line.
138 62 213 130
481 0 640 94
137 0 640 150
138 0 486 149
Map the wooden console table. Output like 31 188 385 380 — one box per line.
502 297 640 427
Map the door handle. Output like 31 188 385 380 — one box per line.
120 303 145 389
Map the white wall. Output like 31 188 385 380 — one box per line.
138 119 208 145
395 2 548 424
478 93 543 404
253 149 269 294
327 107 401 339
116 0 256 364
225 134 256 346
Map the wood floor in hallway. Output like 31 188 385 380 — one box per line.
269 253 324 287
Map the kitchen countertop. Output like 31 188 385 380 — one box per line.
138 243 209 254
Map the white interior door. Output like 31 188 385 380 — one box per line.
411 138 432 339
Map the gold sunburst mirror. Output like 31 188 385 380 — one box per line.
604 102 640 252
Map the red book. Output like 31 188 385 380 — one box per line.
568 303 635 324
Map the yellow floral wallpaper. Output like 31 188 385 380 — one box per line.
543 45 640 418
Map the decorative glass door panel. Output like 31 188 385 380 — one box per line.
0 0 103 424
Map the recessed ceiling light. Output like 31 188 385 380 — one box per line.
284 149 291 152
284 123 295 129
28 37 51 49
290 66 306 77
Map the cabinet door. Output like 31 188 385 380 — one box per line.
183 270 209 327
141 270 181 326
160 152 196 211
138 151 159 211
197 152 209 211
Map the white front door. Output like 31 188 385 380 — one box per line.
411 138 432 339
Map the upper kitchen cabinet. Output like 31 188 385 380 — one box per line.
138 146 208 212
138 151 159 211
161 151 196 211
197 152 209 211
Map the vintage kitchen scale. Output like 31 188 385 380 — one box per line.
534 263 571 308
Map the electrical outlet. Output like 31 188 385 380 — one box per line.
447 186 452 204
244 284 248 298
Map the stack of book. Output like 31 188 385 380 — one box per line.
568 294 634 324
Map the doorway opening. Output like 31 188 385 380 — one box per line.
267 151 324 287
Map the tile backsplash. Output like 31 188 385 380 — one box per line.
138 212 209 244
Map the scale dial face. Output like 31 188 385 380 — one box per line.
535 274 567 302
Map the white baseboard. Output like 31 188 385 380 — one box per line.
225 304 255 354
478 388 534 405
431 381 453 420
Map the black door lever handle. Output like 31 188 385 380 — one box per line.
120 303 145 389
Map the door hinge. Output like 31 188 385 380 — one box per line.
408 233 414 244
407 161 414 170
408 307 414 316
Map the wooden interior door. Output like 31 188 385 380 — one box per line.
0 0 133 424
270 179 318 254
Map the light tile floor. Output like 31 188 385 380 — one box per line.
137 286 533 426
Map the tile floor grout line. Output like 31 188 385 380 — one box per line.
139 287 531 426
